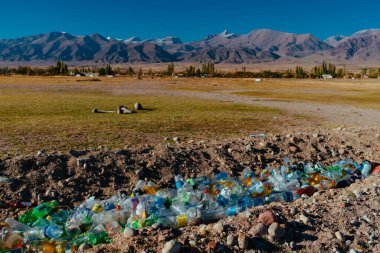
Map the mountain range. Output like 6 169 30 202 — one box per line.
1 29 380 65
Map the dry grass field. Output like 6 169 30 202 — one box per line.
0 76 379 155
169 78 380 110
0 77 286 155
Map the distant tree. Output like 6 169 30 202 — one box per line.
166 63 175 76
295 66 306 78
137 68 143 79
127 67 135 76
185 65 196 76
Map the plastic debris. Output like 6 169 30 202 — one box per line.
0 158 377 252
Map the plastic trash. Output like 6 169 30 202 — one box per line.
0 158 376 252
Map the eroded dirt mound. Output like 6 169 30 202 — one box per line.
0 128 379 252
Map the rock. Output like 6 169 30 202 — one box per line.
362 215 371 223
207 241 217 251
352 190 362 198
259 141 267 148
134 103 143 110
257 154 266 164
299 213 310 224
290 136 298 144
189 240 197 247
213 222 224 235
151 223 161 230
124 228 136 237
258 211 277 225
227 148 233 153
335 231 345 242
37 150 44 156
238 233 248 249
289 145 298 153
78 243 91 252
312 133 320 138
162 239 181 253
268 222 285 239
245 144 252 152
338 148 346 155
349 250 359 253
337 202 346 208
173 137 180 143
249 223 267 237
198 225 207 236
68 150 81 157
226 234 234 246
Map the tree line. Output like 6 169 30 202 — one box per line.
0 61 377 79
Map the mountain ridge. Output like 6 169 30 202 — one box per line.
0 29 379 65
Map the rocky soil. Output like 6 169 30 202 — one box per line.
0 127 379 252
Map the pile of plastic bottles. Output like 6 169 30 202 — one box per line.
0 158 377 253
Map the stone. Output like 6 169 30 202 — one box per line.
338 149 346 155
198 225 207 236
268 222 285 239
207 241 217 251
134 103 143 110
299 213 310 224
249 223 267 237
335 231 345 242
238 233 248 249
349 249 359 253
78 243 91 252
289 145 298 153
337 202 346 208
312 133 319 138
124 228 136 237
226 234 234 246
259 141 267 148
352 190 362 198
258 211 277 225
213 222 224 235
173 137 180 143
162 239 181 253
245 144 252 152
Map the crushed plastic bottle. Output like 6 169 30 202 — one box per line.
0 158 377 252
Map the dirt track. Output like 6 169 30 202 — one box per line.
109 81 380 128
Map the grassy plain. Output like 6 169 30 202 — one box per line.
1 76 378 155
0 77 283 155
169 78 380 110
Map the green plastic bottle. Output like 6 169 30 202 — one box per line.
19 201 59 225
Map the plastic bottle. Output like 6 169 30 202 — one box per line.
19 200 59 225
249 181 272 198
360 161 371 178
174 175 185 189
27 240 56 253
44 224 63 239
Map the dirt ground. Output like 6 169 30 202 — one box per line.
0 76 379 252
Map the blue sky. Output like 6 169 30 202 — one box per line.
1 0 380 41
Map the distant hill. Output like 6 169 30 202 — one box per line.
1 29 380 65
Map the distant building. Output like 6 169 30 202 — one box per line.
322 74 333 79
